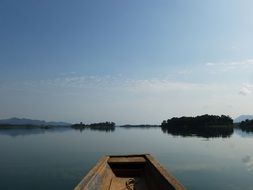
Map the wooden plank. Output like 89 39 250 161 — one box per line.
108 157 146 163
145 154 185 190
74 156 109 190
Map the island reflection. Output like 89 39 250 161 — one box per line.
161 114 234 138
0 127 71 137
161 126 234 138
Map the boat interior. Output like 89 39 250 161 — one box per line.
74 154 184 190
108 156 150 190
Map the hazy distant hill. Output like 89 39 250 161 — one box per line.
234 115 253 123
0 117 71 126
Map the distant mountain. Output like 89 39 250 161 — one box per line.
234 115 253 123
0 117 71 126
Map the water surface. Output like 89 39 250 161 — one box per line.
0 127 252 190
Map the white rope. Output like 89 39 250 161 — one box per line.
126 178 136 190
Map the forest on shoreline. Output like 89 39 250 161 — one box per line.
161 115 234 138
1 114 253 136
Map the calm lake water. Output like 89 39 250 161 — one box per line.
0 127 253 190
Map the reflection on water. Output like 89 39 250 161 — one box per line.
0 125 251 139
0 127 71 137
161 126 234 138
234 129 253 138
238 127 253 133
73 127 115 133
242 156 253 171
3 125 253 138
0 127 253 190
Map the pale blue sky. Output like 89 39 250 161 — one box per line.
1 0 253 124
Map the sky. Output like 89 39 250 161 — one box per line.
1 0 253 124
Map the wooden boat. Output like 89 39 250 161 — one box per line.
74 154 185 190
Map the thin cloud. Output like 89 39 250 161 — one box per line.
239 83 253 96
205 62 216 66
126 79 220 93
30 75 123 89
177 69 192 75
205 59 253 67
19 75 218 93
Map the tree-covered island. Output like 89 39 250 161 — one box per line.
71 122 115 132
161 114 234 138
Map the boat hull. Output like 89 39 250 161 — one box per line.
74 154 185 190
